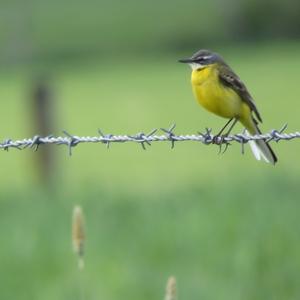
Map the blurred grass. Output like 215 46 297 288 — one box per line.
0 44 300 299
0 176 300 300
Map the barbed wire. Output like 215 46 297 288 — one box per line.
0 124 298 155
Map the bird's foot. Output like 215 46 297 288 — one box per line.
212 134 231 154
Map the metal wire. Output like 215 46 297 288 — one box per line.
0 124 297 155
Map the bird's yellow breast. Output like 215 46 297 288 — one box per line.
191 64 248 119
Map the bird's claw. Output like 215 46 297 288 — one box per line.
212 134 231 154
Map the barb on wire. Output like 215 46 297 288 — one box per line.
0 123 297 156
161 124 177 149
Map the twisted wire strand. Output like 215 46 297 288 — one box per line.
0 124 297 155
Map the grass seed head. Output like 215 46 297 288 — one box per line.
165 276 177 300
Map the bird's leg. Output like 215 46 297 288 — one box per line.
214 118 238 154
224 118 238 136
215 118 234 137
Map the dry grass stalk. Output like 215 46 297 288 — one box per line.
72 205 85 270
165 276 177 300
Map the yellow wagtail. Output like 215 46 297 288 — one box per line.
179 49 277 164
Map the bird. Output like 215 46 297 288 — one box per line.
179 49 277 164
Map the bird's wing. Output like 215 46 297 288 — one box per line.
218 65 262 123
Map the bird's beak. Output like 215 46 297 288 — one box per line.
178 57 195 63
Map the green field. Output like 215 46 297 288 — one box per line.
1 44 300 299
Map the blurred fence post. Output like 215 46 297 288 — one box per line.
31 76 56 186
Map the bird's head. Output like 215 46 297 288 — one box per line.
179 49 223 70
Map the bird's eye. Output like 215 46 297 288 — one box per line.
197 55 212 64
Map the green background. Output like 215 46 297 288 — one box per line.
0 1 300 299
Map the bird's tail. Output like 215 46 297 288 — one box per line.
244 118 277 165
